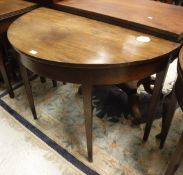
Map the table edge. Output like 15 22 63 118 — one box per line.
12 45 181 69
0 4 38 21
54 4 180 43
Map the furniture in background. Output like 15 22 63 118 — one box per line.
0 0 57 98
0 34 19 82
156 47 183 148
161 47 183 175
0 35 14 98
155 0 183 5
26 0 61 7
0 0 37 98
54 0 183 42
7 7 181 162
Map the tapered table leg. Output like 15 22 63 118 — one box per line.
158 88 177 149
0 48 14 98
19 63 37 120
82 81 93 162
165 133 183 175
143 62 169 141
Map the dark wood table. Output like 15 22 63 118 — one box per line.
0 0 37 98
55 0 183 143
55 0 183 42
7 7 181 162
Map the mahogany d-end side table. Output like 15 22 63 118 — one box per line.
8 8 181 162
0 0 37 98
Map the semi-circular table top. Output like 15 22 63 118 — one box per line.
8 8 180 69
0 0 37 21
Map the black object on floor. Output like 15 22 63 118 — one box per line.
92 85 164 123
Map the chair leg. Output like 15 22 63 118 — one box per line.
157 88 177 149
52 80 57 87
40 76 57 87
129 94 143 125
165 133 183 175
82 81 93 162
19 63 37 120
143 64 169 141
40 76 46 83
0 48 14 98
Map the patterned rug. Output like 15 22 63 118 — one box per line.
0 76 183 175
0 104 84 175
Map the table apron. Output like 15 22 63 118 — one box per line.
18 54 168 85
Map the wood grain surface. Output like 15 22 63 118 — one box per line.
8 8 180 68
0 0 37 21
55 0 183 41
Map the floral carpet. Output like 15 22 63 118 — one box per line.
0 75 183 175
0 105 84 175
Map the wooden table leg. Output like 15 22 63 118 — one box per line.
143 62 169 141
165 133 183 175
19 63 37 120
157 88 177 149
82 81 93 162
0 48 14 98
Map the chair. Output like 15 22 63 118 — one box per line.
157 48 183 149
156 48 183 175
